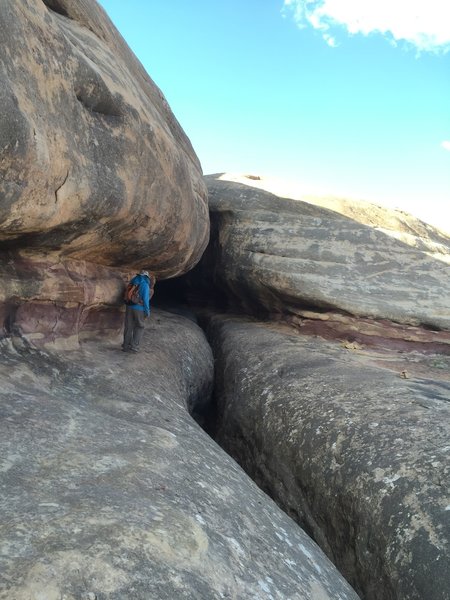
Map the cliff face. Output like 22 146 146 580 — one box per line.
0 0 209 347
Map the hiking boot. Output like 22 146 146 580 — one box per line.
129 347 139 353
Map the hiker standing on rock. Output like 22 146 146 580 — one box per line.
122 270 155 353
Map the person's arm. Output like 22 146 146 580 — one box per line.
141 280 150 316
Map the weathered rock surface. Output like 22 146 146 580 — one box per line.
205 314 450 600
0 250 127 349
0 0 208 273
195 174 450 332
0 0 210 343
0 310 359 600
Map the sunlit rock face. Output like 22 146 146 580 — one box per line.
198 175 450 332
207 314 450 600
0 311 360 600
0 0 209 345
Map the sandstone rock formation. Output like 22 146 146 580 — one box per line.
0 0 209 345
2 2 449 598
0 0 208 272
195 174 450 333
0 252 127 349
0 310 359 600
205 314 450 600
160 174 449 599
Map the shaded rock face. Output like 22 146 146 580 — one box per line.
205 315 450 600
0 251 126 349
0 310 359 600
194 175 450 332
0 0 210 345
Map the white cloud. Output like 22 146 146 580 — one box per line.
282 0 450 53
442 141 450 151
323 33 338 47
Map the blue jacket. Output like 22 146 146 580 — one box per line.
128 274 151 315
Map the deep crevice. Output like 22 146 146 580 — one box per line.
54 170 69 203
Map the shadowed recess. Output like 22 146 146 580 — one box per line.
41 0 70 18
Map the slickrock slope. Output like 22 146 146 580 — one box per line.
0 0 209 345
206 314 450 600
166 174 449 599
198 174 450 333
0 310 359 600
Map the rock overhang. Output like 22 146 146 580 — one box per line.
0 0 209 276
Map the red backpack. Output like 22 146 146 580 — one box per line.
124 282 143 305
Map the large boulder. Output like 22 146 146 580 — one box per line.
0 0 209 345
206 314 450 600
0 0 208 274
0 310 359 600
196 175 450 332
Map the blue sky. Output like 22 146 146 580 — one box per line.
98 0 450 232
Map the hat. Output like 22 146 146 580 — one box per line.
140 270 150 278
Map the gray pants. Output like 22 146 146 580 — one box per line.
123 306 146 350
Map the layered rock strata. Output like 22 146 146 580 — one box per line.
206 314 450 600
0 250 126 349
0 310 359 600
195 175 450 333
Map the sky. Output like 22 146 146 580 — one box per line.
97 0 450 233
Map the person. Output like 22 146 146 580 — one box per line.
122 270 155 352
